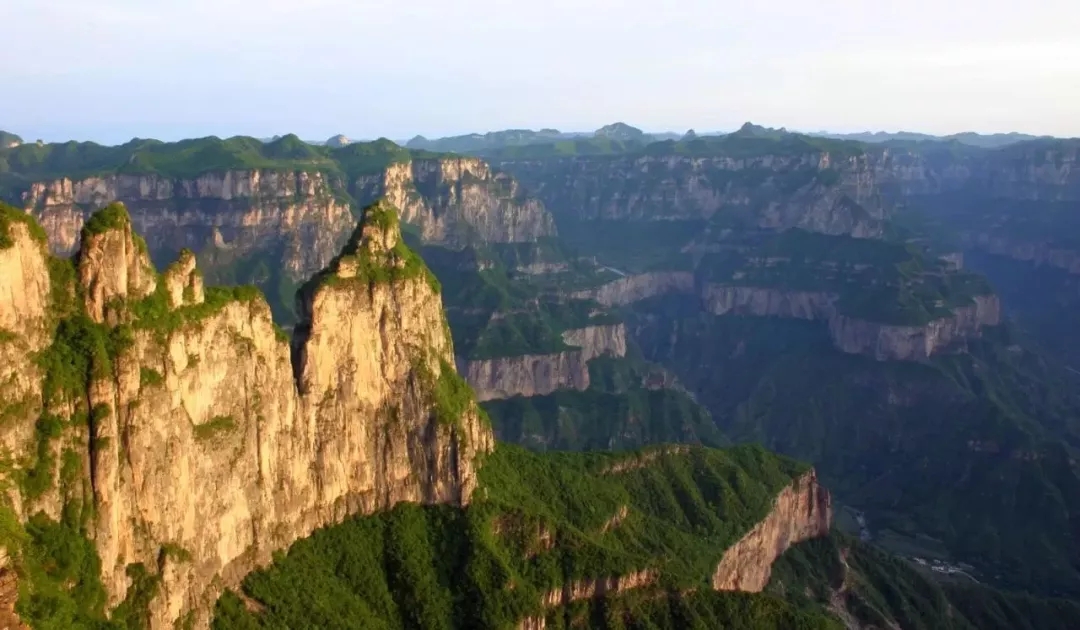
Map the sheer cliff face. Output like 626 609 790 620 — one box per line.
496 152 882 237
872 144 1080 200
588 273 999 361
462 324 626 401
0 203 493 629
353 157 557 245
712 469 832 592
572 272 695 307
828 295 1001 362
23 170 355 280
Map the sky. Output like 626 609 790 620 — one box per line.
2 0 1079 145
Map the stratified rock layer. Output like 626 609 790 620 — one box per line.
354 157 557 245
462 323 626 401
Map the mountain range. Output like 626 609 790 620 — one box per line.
1 121 1079 629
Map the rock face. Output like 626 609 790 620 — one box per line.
701 285 835 319
162 249 206 309
23 171 355 281
0 220 51 347
584 273 998 362
871 143 1080 200
573 272 695 307
354 157 557 245
463 324 626 401
0 203 493 629
828 295 1001 362
77 209 157 324
496 152 883 237
517 468 831 630
712 469 832 592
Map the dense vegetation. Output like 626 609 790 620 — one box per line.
485 356 724 450
480 122 864 161
0 134 443 203
0 200 48 248
769 533 1080 630
632 301 1080 597
213 444 811 629
696 228 994 324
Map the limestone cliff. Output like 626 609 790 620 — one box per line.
497 152 883 237
23 170 355 281
76 205 157 324
871 142 1080 200
712 469 832 592
701 285 835 319
462 324 626 401
0 201 493 629
583 273 998 362
828 295 1001 362
572 272 695 307
353 157 557 245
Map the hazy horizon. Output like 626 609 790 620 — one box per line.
4 0 1078 144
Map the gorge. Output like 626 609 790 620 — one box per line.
3 124 1080 630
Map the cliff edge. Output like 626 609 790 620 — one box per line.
0 200 493 629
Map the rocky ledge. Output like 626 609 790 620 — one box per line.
462 323 627 401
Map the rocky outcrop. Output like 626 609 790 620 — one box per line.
354 157 556 245
701 285 835 319
573 272 695 307
828 295 1001 362
76 207 157 324
559 323 627 358
462 324 626 401
0 216 52 480
0 203 493 629
0 553 27 630
23 170 355 281
496 152 883 237
518 570 658 630
712 469 832 592
0 219 51 349
163 249 205 308
540 569 658 607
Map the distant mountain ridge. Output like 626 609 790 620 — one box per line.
405 122 682 153
808 129 1056 148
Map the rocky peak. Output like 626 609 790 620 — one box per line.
1 202 492 628
594 122 646 141
76 203 156 324
162 248 205 308
320 200 413 280
325 134 351 148
0 203 51 349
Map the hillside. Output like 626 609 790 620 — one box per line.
213 444 832 629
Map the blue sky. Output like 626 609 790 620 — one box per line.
3 0 1078 144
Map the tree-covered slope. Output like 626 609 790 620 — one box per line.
211 444 828 629
633 303 1080 597
769 533 1080 630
